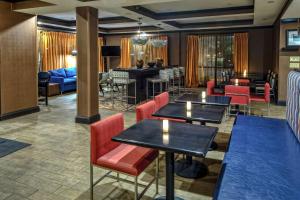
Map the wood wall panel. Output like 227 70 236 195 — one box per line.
277 22 300 102
0 3 38 116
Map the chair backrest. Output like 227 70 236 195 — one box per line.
167 68 174 79
206 80 215 95
154 92 169 110
264 83 270 102
136 100 156 122
225 85 250 105
111 71 129 84
90 113 124 164
159 70 169 81
173 67 180 78
179 67 185 76
38 72 50 82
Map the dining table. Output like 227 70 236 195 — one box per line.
112 119 218 200
175 93 231 107
152 103 225 179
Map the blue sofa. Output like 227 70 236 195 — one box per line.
49 67 77 93
214 71 300 200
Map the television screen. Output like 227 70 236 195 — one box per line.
286 30 300 47
101 46 120 57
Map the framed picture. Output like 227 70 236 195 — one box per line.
286 29 300 48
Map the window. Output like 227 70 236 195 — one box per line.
198 34 234 86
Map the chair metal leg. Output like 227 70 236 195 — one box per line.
155 158 159 195
146 80 148 100
152 82 155 99
134 176 138 200
90 164 93 200
117 173 120 182
267 102 270 116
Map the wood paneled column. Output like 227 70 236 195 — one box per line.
75 6 100 124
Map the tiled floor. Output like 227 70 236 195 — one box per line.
0 92 286 200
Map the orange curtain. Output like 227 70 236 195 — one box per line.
186 35 199 88
98 37 104 72
147 35 168 66
120 38 131 68
233 33 248 74
40 31 76 71
132 35 168 67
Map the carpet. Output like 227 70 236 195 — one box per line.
0 138 30 158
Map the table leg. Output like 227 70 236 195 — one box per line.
156 152 183 200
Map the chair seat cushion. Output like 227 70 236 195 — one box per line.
64 78 76 85
96 144 158 176
250 95 265 102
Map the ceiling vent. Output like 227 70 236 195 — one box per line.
77 0 99 2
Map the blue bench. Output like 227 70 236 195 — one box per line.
214 115 300 200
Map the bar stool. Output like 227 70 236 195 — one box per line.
146 70 169 99
166 68 175 96
173 67 181 95
179 67 185 92
111 71 136 110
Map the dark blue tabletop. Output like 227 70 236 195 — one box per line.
112 119 218 157
153 103 225 124
175 94 231 107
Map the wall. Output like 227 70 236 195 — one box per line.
275 22 300 103
104 27 275 78
0 2 38 119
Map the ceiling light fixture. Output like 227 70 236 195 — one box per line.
131 18 148 46
150 24 168 48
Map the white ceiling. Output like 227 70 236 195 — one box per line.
44 10 119 21
282 0 300 19
143 0 253 13
11 0 288 33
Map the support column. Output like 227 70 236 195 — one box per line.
75 6 100 124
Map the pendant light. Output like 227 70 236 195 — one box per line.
150 24 167 48
131 18 149 46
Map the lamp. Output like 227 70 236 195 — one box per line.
71 49 77 56
235 79 239 86
243 70 247 78
186 101 192 111
131 18 148 46
150 24 167 48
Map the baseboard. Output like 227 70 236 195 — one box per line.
277 101 286 106
0 106 40 121
75 114 100 124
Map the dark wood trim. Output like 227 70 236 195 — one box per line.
38 24 76 32
0 106 40 121
106 25 160 33
274 0 293 25
99 16 136 24
75 114 100 124
165 19 253 29
124 5 254 21
37 15 76 27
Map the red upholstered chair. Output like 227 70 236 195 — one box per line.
153 92 185 123
225 85 250 115
136 100 158 122
207 80 215 96
250 83 270 115
154 92 169 110
90 113 159 200
206 80 224 96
